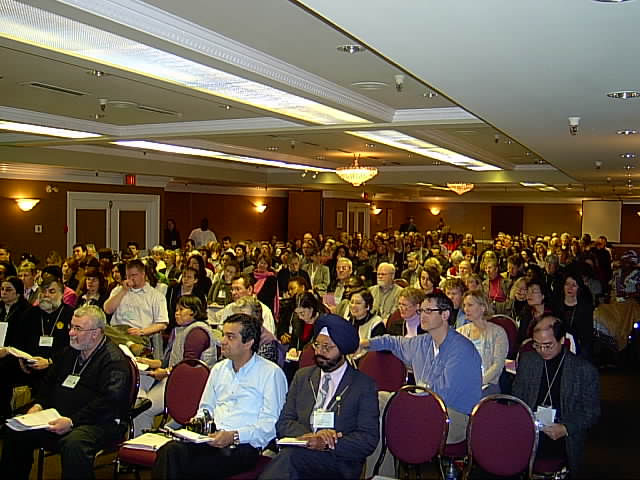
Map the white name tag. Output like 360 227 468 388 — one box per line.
39 336 54 347
312 409 334 430
62 374 80 389
535 406 556 427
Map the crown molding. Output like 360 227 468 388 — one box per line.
55 0 395 122
392 107 479 123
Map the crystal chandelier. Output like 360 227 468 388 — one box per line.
336 154 378 187
447 183 475 195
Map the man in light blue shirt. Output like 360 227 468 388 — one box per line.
153 314 288 480
361 292 481 443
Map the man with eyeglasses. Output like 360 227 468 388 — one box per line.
360 292 481 444
369 263 402 325
1 305 131 480
260 314 379 480
512 315 599 476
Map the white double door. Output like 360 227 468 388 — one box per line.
66 192 160 258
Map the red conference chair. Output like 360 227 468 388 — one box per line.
298 343 316 369
532 457 569 479
116 359 210 477
373 385 449 476
36 355 147 480
489 314 519 359
462 394 537 479
358 351 406 392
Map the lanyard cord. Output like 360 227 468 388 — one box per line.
72 336 106 376
542 352 566 408
41 306 64 337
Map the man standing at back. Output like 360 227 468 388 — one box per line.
260 314 379 480
360 292 481 443
189 218 217 248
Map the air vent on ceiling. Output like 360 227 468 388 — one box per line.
23 82 88 96
137 105 179 116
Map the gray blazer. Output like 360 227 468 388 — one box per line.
512 350 600 474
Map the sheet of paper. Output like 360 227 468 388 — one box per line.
277 437 309 447
0 322 7 347
118 344 150 370
123 432 172 451
5 346 35 362
7 408 61 431
164 427 211 444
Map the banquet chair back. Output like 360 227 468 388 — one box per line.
358 351 406 392
463 394 537 479
373 385 448 476
163 358 210 425
489 315 519 359
298 343 316 369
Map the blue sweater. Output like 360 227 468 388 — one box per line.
369 329 482 414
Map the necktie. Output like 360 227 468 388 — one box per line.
315 374 331 410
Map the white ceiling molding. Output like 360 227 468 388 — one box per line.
54 0 396 122
120 117 304 137
392 107 479 124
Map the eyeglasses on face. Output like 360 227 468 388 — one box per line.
311 342 337 353
532 341 556 352
417 307 444 314
68 325 99 333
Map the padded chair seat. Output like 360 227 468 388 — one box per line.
226 455 271 480
443 440 467 458
534 456 566 474
117 446 158 467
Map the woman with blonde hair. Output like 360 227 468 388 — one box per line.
458 290 508 396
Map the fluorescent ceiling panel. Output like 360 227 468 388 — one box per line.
0 120 101 139
113 140 334 172
346 130 501 171
0 0 369 126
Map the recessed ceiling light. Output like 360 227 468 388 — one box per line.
423 91 438 99
617 129 638 135
620 153 636 159
219 104 231 110
607 91 640 99
351 81 388 90
266 146 278 151
87 69 105 77
337 44 366 54
365 143 376 148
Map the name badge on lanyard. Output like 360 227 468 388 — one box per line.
39 335 54 347
62 375 80 389
535 406 556 427
312 409 334 430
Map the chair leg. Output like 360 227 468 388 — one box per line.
36 448 45 480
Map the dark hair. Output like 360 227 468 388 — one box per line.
534 315 566 341
288 275 310 291
223 313 261 353
507 254 524 268
232 273 254 289
42 265 63 281
234 244 247 254
177 294 206 321
3 276 24 296
182 266 200 281
72 243 87 253
82 267 107 295
127 241 140 249
97 248 113 261
424 292 454 316
188 255 208 280
295 291 326 315
256 254 272 269
349 287 374 310
0 261 17 278
222 236 232 243
141 257 159 287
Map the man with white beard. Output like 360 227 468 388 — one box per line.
369 263 402 325
21 273 74 373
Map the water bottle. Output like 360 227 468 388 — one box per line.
444 460 458 480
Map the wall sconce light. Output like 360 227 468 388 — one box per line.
371 205 382 215
429 207 441 216
255 203 268 213
579 209 584 216
15 198 40 211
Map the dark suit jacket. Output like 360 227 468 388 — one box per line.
512 350 600 474
277 364 379 467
